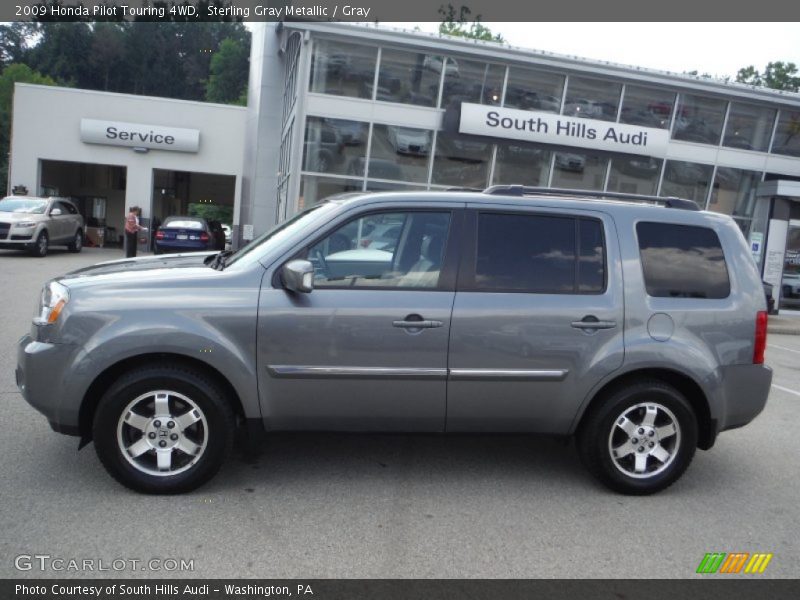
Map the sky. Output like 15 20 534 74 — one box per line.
388 22 800 81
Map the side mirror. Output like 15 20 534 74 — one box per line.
50 208 62 216
282 259 314 293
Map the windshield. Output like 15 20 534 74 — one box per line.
224 203 333 269
0 197 48 214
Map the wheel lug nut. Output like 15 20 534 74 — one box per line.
167 421 175 429
159 440 167 448
638 428 645 434
649 431 655 437
649 442 655 448
170 434 178 441
632 438 638 444
153 420 161 428
148 432 156 439
638 446 645 452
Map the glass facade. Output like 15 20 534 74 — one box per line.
293 31 799 221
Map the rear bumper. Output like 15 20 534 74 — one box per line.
717 363 773 433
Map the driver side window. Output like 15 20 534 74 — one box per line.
307 211 451 289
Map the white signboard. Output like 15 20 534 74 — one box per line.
749 231 764 265
80 119 200 153
242 224 254 241
459 103 670 157
762 219 788 291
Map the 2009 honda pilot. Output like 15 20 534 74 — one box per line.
16 187 773 495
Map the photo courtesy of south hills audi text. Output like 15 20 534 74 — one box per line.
14 583 315 597
24 3 372 19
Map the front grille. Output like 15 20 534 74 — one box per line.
11 234 32 241
0 222 9 240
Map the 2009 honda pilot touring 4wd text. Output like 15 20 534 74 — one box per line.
16 186 773 495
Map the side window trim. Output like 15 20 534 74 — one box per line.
457 207 608 295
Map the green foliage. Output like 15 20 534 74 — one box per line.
736 62 800 92
438 4 505 43
0 64 57 193
206 37 250 104
188 202 233 224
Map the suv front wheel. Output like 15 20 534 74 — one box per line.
93 364 235 494
577 380 698 495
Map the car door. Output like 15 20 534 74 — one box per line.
257 206 462 431
447 206 624 433
50 201 71 241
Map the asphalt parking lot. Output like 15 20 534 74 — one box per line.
1 246 798 579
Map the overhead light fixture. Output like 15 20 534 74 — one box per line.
132 147 149 154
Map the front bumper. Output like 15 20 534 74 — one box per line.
16 334 82 436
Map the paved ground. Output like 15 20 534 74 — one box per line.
1 247 798 579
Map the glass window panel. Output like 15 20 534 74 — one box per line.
376 48 442 107
475 213 577 293
370 125 432 183
432 132 492 187
771 110 800 157
619 85 674 129
299 175 362 210
551 150 609 190
493 141 552 186
366 181 427 192
578 219 605 293
660 160 713 206
303 117 368 176
723 103 776 151
672 93 726 145
564 76 622 122
309 39 377 99
708 167 760 219
307 212 451 289
504 66 563 113
607 155 663 195
440 58 504 108
637 222 730 299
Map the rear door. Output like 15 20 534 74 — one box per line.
447 206 624 433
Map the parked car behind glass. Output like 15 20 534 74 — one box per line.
154 216 219 255
0 196 83 257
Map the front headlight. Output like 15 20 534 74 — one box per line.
16 221 36 228
36 281 70 325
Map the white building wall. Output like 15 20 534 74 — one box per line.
9 83 246 224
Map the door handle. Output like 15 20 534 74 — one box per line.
571 316 617 330
393 314 444 329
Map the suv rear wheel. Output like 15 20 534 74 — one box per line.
93 364 234 494
577 380 697 495
67 229 83 253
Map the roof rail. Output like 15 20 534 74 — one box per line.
445 186 484 193
482 185 700 211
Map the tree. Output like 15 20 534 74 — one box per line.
205 37 249 105
736 61 800 92
438 4 505 43
0 64 57 194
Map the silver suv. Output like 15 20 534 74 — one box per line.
16 187 772 495
0 196 84 257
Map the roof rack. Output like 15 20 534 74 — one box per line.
482 185 700 211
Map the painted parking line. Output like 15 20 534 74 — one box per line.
771 384 800 398
767 343 800 355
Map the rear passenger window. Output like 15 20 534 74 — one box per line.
474 213 605 294
637 222 730 299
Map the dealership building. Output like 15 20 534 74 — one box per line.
8 22 800 297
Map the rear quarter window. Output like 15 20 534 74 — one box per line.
636 221 730 299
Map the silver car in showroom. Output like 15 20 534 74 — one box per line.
0 196 84 257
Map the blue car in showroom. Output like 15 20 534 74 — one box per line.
154 216 224 254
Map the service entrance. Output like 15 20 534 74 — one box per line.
151 169 236 249
39 159 127 247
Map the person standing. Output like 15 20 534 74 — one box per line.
124 206 145 258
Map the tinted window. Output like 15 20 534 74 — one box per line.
307 212 451 289
637 222 730 299
309 39 376 99
475 213 605 294
163 219 205 230
672 93 727 145
377 48 442 107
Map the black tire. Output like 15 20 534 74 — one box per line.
67 229 83 253
30 230 48 257
93 363 235 494
577 380 697 495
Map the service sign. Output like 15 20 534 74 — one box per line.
80 119 200 153
459 103 669 158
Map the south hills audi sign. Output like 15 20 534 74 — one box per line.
458 102 669 157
